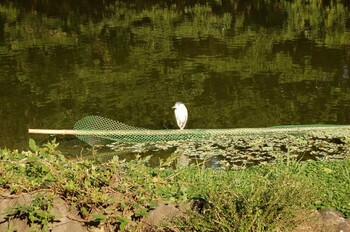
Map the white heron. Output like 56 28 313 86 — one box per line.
172 102 188 130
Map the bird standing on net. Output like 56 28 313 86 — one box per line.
172 102 188 129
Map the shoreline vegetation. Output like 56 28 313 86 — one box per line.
0 139 349 231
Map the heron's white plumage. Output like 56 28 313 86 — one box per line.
172 102 188 129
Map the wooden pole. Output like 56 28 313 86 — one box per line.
28 129 79 135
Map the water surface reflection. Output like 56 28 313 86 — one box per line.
0 0 349 153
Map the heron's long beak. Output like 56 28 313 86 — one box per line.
172 105 176 109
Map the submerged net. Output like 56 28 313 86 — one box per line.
73 115 350 146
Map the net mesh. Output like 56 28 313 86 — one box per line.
73 115 350 146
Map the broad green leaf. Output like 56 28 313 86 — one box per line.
29 138 38 152
93 214 107 222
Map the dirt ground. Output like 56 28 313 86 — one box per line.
0 192 349 231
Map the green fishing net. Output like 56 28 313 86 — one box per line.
74 116 205 145
73 115 350 146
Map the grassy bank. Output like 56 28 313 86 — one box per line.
0 139 349 231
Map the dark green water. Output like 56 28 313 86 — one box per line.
0 0 350 152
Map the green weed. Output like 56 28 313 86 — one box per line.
5 192 56 231
0 139 349 231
